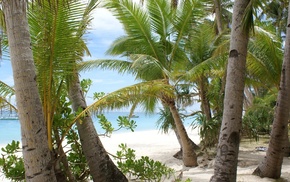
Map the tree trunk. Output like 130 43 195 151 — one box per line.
210 0 250 181
166 98 198 167
68 73 128 182
2 0 57 181
198 76 212 122
54 128 76 181
172 127 199 159
253 1 290 178
213 0 223 34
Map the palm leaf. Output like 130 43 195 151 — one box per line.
0 80 16 112
246 25 283 88
170 0 205 64
106 0 163 61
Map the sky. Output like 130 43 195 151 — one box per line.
0 7 137 106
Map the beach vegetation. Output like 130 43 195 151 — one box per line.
191 112 220 149
98 114 137 136
115 143 174 182
242 92 276 140
0 140 24 182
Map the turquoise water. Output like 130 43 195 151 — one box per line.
0 112 194 144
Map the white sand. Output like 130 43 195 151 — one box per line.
1 129 290 181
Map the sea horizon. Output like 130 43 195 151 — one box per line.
0 111 194 145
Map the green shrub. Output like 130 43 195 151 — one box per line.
0 140 24 182
115 143 174 182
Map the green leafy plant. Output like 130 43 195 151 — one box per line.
66 128 90 181
0 140 24 181
97 114 137 136
175 178 192 182
115 143 174 182
242 93 276 140
191 112 221 149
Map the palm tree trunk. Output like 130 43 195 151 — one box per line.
68 73 127 182
213 0 223 34
253 1 290 178
210 0 250 181
54 128 75 181
2 0 57 181
166 98 198 167
198 76 212 122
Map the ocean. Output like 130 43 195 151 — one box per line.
0 112 193 144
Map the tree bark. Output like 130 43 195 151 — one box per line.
166 98 198 167
2 0 57 181
198 76 212 122
253 1 290 178
213 0 223 34
68 73 128 182
210 0 250 181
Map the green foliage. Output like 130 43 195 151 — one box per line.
80 79 93 96
0 141 24 182
117 116 137 132
115 143 174 181
175 178 192 182
54 95 90 180
97 114 137 136
191 112 221 148
66 128 90 181
243 95 275 140
93 92 105 100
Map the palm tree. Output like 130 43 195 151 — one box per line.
78 0 206 166
253 0 290 178
28 0 128 180
79 0 206 167
210 0 251 181
2 0 57 181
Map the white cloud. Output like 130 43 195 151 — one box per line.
91 78 104 83
89 8 124 36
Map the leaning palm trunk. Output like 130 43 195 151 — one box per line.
253 1 290 178
68 73 128 182
210 0 250 181
165 98 198 167
2 0 57 181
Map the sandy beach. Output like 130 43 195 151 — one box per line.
1 128 290 181
100 129 290 182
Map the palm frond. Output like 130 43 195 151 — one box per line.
0 80 14 98
0 80 16 112
147 0 171 41
78 59 134 74
73 79 175 120
106 0 163 60
170 0 205 63
246 25 283 88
